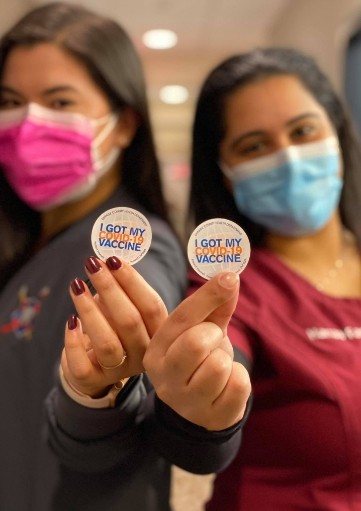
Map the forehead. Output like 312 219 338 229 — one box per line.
2 42 94 89
222 75 330 133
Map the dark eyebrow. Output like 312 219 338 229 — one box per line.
0 85 22 97
286 112 321 126
229 112 321 151
42 85 79 96
0 85 79 97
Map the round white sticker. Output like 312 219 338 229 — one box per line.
91 207 152 264
187 218 251 279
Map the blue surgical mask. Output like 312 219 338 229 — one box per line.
220 137 343 237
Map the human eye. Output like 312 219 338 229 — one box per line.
49 98 76 110
0 96 22 110
291 122 318 142
236 139 268 159
243 141 266 153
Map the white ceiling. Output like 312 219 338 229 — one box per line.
0 0 292 89
76 0 291 73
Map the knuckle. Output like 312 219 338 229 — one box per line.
171 306 189 326
69 365 93 382
182 331 207 356
232 364 252 394
121 309 142 331
96 272 114 292
182 323 223 355
77 303 98 323
209 351 232 377
145 295 167 320
98 339 119 358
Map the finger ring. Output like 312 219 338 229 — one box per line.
98 353 127 370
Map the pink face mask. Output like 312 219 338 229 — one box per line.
0 103 120 210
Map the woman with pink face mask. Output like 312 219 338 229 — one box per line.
0 3 186 510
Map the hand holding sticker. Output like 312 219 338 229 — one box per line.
91 207 152 264
187 218 251 279
61 207 157 399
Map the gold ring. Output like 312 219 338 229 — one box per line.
98 353 127 370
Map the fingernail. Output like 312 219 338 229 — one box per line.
70 278 85 296
68 314 78 330
85 256 102 274
106 256 122 271
218 272 239 289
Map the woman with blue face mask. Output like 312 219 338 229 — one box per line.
187 48 361 509
0 3 186 511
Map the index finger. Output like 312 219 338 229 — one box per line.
150 272 239 355
87 256 168 337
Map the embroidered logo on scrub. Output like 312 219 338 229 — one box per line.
0 286 50 340
306 326 361 342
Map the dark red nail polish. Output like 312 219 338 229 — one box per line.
70 278 85 296
68 314 78 330
85 256 102 274
106 256 122 271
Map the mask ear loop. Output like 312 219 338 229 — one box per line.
92 112 119 147
218 161 235 181
91 113 122 177
0 103 32 128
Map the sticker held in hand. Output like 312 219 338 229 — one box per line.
187 218 251 279
91 207 152 264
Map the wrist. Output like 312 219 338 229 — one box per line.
59 366 130 409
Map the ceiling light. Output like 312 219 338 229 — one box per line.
142 29 178 49
159 85 189 105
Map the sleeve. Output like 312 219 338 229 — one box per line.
46 375 149 473
148 394 252 474
46 373 252 476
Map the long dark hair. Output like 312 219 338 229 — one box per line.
0 2 168 286
189 47 361 247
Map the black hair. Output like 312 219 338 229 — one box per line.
0 2 169 286
189 47 361 247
